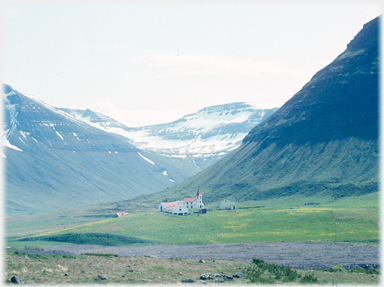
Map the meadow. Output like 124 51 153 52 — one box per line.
7 192 379 248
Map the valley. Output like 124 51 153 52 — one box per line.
4 193 380 285
3 13 380 286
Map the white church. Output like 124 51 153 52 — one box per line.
158 189 204 215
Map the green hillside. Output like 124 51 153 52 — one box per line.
126 17 379 207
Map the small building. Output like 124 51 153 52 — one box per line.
182 189 204 209
159 189 205 215
113 212 129 218
198 208 207 214
159 201 188 215
220 199 236 210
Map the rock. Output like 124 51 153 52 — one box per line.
213 278 224 283
7 279 11 283
197 280 207 284
179 272 183 275
233 272 245 278
11 276 22 284
199 259 205 263
200 274 211 280
98 275 108 280
223 275 233 280
122 275 125 277
25 281 35 285
182 279 196 283
128 269 134 272
23 255 28 259
64 273 69 276
141 279 150 282
200 273 222 280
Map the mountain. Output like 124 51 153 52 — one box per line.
141 16 379 205
2 87 277 215
60 103 278 169
2 86 201 215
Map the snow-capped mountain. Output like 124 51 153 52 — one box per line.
62 103 278 168
2 85 200 214
2 84 278 214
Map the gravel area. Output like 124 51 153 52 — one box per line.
44 242 379 271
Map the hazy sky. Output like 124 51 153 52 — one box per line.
3 1 381 127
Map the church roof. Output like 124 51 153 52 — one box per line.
182 197 196 203
196 189 202 196
161 202 179 209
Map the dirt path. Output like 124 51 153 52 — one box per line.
44 242 379 271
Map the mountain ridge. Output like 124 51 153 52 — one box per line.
61 102 278 168
2 85 277 214
135 16 379 206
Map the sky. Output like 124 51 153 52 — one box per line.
2 1 382 127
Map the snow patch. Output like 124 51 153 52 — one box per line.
19 137 28 146
55 131 64 140
138 152 155 165
169 179 175 182
2 136 22 151
20 131 29 138
162 171 168 176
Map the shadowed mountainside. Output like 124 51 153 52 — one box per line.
135 16 379 205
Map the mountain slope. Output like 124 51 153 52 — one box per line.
60 103 278 169
3 87 277 215
2 85 201 215
141 16 379 205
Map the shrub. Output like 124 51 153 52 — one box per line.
300 273 318 283
351 266 379 275
245 258 298 283
328 266 347 273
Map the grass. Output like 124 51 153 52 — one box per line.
4 251 250 285
6 193 378 248
20 232 155 246
4 252 380 285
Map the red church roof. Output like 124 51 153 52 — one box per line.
161 202 179 209
182 197 196 203
196 189 202 196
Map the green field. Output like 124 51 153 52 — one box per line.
6 193 379 248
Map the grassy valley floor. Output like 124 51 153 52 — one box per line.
7 193 379 248
5 193 380 285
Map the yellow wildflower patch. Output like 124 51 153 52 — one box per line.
263 207 334 215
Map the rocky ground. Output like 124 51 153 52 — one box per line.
44 241 380 271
